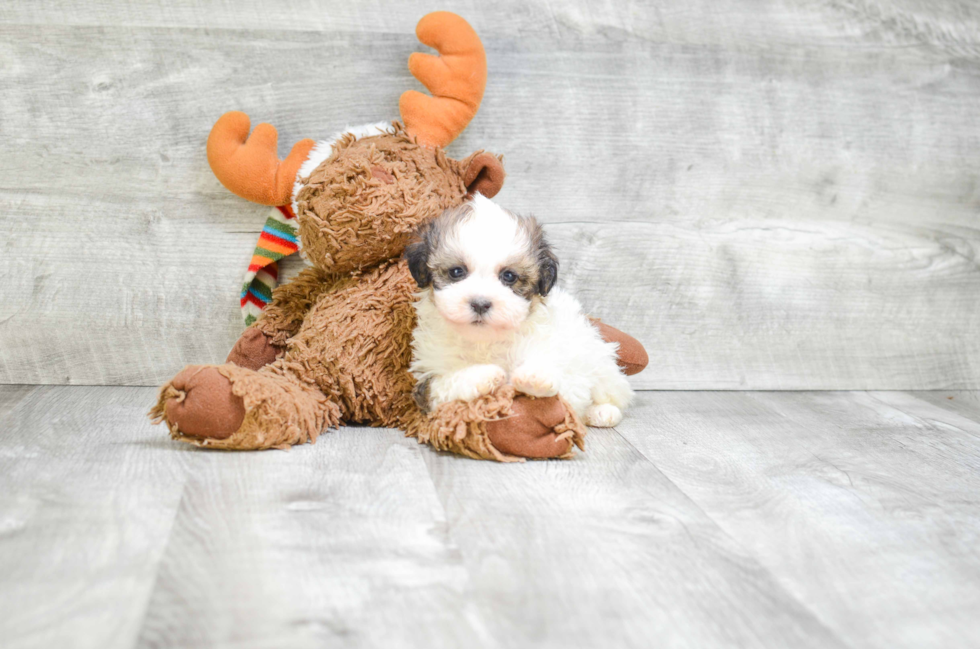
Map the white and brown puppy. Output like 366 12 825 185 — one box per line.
404 194 632 427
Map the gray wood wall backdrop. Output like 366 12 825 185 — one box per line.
1 0 978 389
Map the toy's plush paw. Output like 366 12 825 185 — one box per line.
226 327 281 371
163 366 245 440
584 403 623 428
510 365 559 398
431 364 507 407
486 395 575 459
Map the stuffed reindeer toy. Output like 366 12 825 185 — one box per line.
150 11 648 460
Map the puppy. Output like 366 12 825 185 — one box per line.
404 194 633 427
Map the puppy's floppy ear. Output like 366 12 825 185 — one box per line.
404 229 432 288
536 240 559 297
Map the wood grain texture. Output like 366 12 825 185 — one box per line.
135 427 482 649
1 0 978 387
910 390 980 419
420 425 844 648
0 386 186 649
0 385 482 649
4 386 980 647
616 391 980 649
0 384 37 419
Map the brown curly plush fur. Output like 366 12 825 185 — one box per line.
151 362 337 450
261 260 419 428
296 125 479 274
151 126 590 460
407 385 585 462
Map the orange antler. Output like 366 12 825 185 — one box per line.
206 111 315 206
399 12 487 149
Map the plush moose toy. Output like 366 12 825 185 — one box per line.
150 11 648 461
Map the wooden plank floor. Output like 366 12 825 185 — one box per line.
1 387 978 649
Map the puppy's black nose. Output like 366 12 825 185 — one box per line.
469 298 492 316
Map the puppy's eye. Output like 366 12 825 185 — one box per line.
500 270 518 285
448 266 467 280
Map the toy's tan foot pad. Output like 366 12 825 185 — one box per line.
165 366 245 440
226 327 281 371
486 395 573 459
590 319 649 376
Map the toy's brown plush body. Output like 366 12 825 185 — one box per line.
150 12 647 460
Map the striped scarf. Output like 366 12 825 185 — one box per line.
238 123 390 325
241 205 300 325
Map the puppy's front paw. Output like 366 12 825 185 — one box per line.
464 364 508 399
584 403 623 428
511 366 559 398
432 364 507 407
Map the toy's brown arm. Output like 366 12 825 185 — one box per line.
226 267 336 370
590 319 648 376
253 267 337 346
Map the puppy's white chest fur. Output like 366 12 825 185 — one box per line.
410 287 633 427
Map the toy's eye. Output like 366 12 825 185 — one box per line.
500 270 518 285
448 266 467 280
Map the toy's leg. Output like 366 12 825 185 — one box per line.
226 267 341 371
226 327 282 370
408 386 586 461
149 363 340 450
589 319 648 376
